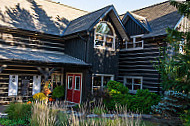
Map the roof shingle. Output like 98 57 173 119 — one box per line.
0 47 89 66
63 5 112 36
0 0 88 36
122 1 182 38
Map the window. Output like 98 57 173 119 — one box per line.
75 76 80 90
68 76 73 89
92 74 114 93
125 34 144 50
94 22 116 50
179 41 184 54
124 76 143 93
51 73 63 90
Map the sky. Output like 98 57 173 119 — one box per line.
52 0 167 14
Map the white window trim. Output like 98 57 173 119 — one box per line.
124 34 144 51
92 74 114 94
94 21 116 51
74 76 81 90
123 76 143 94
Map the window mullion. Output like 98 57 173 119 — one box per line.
103 35 106 48
133 37 136 48
101 76 104 90
132 78 134 91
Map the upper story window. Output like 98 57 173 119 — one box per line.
124 34 144 50
94 22 116 50
179 40 185 54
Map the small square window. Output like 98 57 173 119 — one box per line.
125 35 144 50
124 76 143 92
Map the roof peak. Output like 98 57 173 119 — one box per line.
132 0 169 13
42 0 88 13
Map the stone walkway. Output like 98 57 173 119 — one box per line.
60 110 153 119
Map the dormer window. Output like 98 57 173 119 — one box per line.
94 22 116 50
125 34 144 50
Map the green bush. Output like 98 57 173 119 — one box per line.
52 85 65 99
0 118 27 126
181 109 190 126
104 80 161 114
5 103 32 123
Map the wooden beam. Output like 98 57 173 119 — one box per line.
37 67 56 81
0 65 7 73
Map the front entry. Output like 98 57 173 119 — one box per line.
66 73 82 103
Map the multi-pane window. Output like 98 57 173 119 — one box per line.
94 22 115 50
124 76 143 93
51 74 62 90
92 74 114 93
125 34 144 50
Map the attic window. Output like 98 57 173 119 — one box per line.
125 34 144 50
94 22 115 50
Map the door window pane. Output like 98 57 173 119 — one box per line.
68 76 73 89
75 76 80 90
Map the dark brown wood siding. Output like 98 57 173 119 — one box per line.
0 28 65 53
124 18 146 36
118 38 163 92
0 63 64 103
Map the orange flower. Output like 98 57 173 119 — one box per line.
49 97 53 102
27 101 32 104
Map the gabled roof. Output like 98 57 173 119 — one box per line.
0 0 88 36
122 11 151 33
121 1 182 38
0 47 89 66
63 5 129 41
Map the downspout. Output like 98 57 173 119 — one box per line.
77 32 90 63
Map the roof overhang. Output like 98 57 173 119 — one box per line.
0 47 90 67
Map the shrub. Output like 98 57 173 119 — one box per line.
91 106 108 115
5 103 32 123
30 102 58 126
52 85 65 99
33 92 47 101
104 80 161 114
0 118 27 126
152 91 190 117
181 109 190 126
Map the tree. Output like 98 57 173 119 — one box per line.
156 0 190 94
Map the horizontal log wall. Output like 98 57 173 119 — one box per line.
0 29 65 53
0 64 62 104
118 38 164 93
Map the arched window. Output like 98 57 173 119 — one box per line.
94 22 115 50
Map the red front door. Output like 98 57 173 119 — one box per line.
66 73 82 103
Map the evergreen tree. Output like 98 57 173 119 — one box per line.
157 0 190 94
